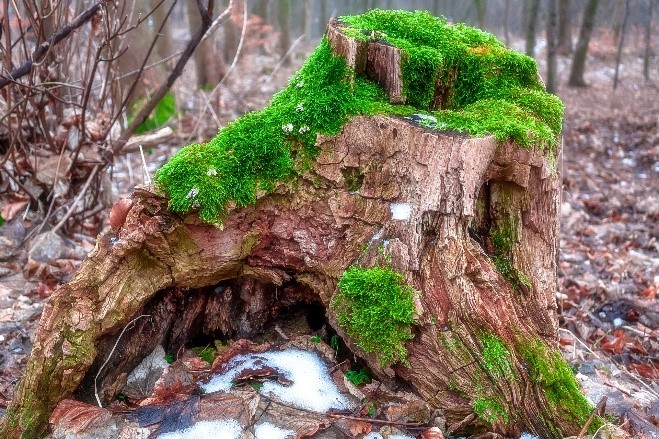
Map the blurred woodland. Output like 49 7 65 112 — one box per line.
0 0 657 436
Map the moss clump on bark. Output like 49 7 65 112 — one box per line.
340 9 563 150
519 339 602 433
480 333 515 380
155 38 393 224
491 255 532 293
332 266 418 367
473 397 509 424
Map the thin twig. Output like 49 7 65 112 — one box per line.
264 33 306 84
558 328 601 359
94 314 152 408
111 0 232 156
0 1 104 89
327 413 424 427
186 0 246 142
577 396 606 438
50 165 100 234
139 145 152 185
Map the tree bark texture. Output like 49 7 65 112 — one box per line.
0 19 581 439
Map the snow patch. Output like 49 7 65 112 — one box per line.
254 422 295 439
520 433 540 439
390 203 412 221
201 349 352 413
157 420 242 439
363 432 416 439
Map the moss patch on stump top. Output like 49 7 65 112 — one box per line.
156 10 563 225
340 9 563 150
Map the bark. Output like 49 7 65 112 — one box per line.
1 19 585 439
568 0 599 87
557 0 573 55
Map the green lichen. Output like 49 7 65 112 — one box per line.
332 266 418 367
156 9 563 225
519 339 602 433
340 9 563 149
473 397 509 424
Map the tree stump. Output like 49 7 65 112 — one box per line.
1 10 597 439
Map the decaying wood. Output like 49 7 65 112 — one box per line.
1 19 575 439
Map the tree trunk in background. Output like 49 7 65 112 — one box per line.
557 0 573 55
613 0 630 89
254 0 268 21
525 0 541 57
612 0 626 41
151 0 175 61
1 18 590 439
644 0 654 80
474 0 487 30
187 0 225 88
222 0 243 63
546 0 559 93
277 0 291 66
568 0 599 86
504 0 510 47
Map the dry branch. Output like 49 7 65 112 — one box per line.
0 2 104 89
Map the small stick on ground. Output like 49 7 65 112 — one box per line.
327 413 424 427
577 396 607 439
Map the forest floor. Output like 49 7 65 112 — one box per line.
0 32 657 437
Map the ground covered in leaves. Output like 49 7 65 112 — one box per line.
0 30 657 438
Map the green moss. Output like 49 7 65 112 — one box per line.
156 10 563 224
331 266 418 367
340 9 563 150
473 397 509 424
155 38 392 224
480 333 514 380
519 339 602 432
489 214 531 293
491 255 530 293
344 368 371 386
192 346 217 364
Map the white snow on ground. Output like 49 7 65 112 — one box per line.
157 420 242 439
200 349 353 413
363 432 416 439
254 422 295 439
390 203 412 221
